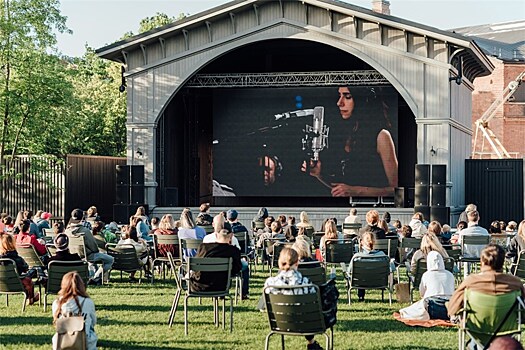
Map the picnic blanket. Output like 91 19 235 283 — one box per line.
393 312 456 328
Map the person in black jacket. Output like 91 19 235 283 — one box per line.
190 229 242 294
48 234 82 263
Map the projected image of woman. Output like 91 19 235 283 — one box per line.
303 86 398 197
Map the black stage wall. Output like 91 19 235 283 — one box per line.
157 39 417 207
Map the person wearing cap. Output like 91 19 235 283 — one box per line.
227 209 248 234
65 208 114 283
49 234 82 263
36 212 52 236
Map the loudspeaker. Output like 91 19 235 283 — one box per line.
414 205 430 222
115 185 130 204
415 164 430 185
113 204 149 224
414 185 429 206
113 204 129 224
395 187 409 208
116 165 130 185
432 165 446 185
130 185 144 204
130 165 144 185
164 187 178 206
430 206 450 225
431 185 446 206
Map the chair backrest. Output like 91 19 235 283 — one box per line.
46 244 57 256
179 238 203 260
373 239 398 259
271 242 293 268
0 258 25 294
312 232 325 249
153 234 180 259
16 244 45 269
197 225 214 234
304 226 314 239
513 250 525 279
343 223 362 230
462 235 491 246
398 237 421 262
68 235 87 260
233 231 248 255
187 257 232 295
94 235 107 251
252 221 265 231
349 255 390 289
44 228 55 237
46 260 89 295
324 239 354 264
264 284 326 335
107 244 142 272
298 262 326 286
463 289 522 346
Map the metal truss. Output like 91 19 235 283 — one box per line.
185 70 390 88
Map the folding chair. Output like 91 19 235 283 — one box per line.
342 223 361 237
151 234 181 283
343 254 392 305
44 260 88 312
106 244 144 283
168 257 233 335
263 284 333 350
269 241 292 276
460 235 490 278
323 238 355 276
0 258 27 312
179 238 203 262
197 225 214 234
458 289 524 350
298 261 326 286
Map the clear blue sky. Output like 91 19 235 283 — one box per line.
57 0 525 57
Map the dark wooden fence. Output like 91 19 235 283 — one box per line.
465 159 524 228
65 155 126 223
1 155 125 224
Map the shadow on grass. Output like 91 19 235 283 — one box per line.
0 315 50 326
336 318 454 333
102 304 171 312
98 338 234 350
0 334 51 347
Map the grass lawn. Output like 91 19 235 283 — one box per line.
0 268 458 350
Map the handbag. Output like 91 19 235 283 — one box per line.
54 297 87 350
319 278 339 328
395 282 411 303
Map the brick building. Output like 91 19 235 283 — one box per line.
455 20 525 158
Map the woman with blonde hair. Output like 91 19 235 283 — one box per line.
178 208 206 258
319 220 343 261
410 222 449 274
296 211 313 229
264 247 321 350
359 209 386 240
52 271 97 350
292 236 315 262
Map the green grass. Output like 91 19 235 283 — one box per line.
0 269 458 350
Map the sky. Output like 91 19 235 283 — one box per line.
56 0 525 57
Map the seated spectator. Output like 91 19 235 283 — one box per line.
252 207 269 228
256 221 285 255
117 226 150 281
359 210 386 239
66 209 114 283
154 214 178 258
36 212 52 236
178 208 206 259
488 336 524 350
399 225 412 239
297 211 314 229
133 206 150 227
262 216 275 233
506 221 518 233
506 220 525 265
499 221 507 232
343 208 361 237
101 222 118 244
447 244 525 317
410 222 449 274
227 209 248 234
383 212 397 234
130 216 151 242
409 212 428 239
3 215 14 233
441 224 452 244
195 202 213 226
489 220 502 234
319 220 343 261
346 231 387 301
203 214 240 249
149 216 160 234
450 220 468 244
85 206 100 227
292 236 318 265
284 216 298 242
49 234 82 263
400 251 455 320
191 229 243 293
392 219 402 231
16 219 47 257
264 248 323 350
0 233 38 304
52 272 97 350
398 225 415 262
23 210 40 237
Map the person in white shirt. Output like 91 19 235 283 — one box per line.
458 210 489 258
343 208 361 237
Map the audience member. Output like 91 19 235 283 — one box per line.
178 208 206 259
227 209 248 233
134 206 150 227
383 212 397 233
149 216 160 233
16 219 47 257
457 203 477 225
36 212 52 236
49 234 82 263
506 220 525 265
85 206 100 227
66 209 114 283
283 216 298 242
447 244 525 317
458 210 489 258
488 336 524 350
117 226 151 281
153 214 179 258
359 210 386 239
130 215 151 242
506 221 518 232
320 220 343 261
489 220 501 234
410 222 449 274
196 202 213 226
409 212 427 238
343 208 361 237
400 251 455 320
0 233 38 304
399 225 412 239
296 211 313 229
264 248 322 350
52 271 97 350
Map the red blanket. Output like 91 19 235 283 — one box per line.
393 312 456 328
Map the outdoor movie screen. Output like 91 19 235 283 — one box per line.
212 85 398 197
